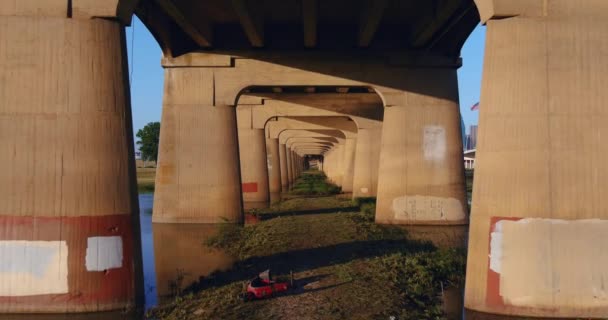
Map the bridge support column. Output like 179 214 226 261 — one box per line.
353 128 382 198
341 138 357 193
0 15 141 312
279 144 289 192
286 148 294 187
154 71 242 223
266 138 282 202
375 70 466 225
239 129 269 209
334 144 345 187
466 1 608 318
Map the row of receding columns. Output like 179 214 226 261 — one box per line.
2 0 608 317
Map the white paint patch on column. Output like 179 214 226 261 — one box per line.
267 155 272 170
422 125 446 161
0 241 68 296
85 236 123 271
489 221 504 273
392 195 465 221
491 218 608 309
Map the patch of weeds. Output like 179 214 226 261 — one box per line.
138 182 155 193
289 172 342 196
352 196 376 207
370 248 467 320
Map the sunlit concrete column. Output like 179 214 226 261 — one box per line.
154 74 242 223
324 150 333 181
353 127 382 198
0 14 142 312
466 2 608 318
266 138 282 202
279 143 289 192
327 149 336 183
238 128 269 209
375 69 466 226
341 138 357 193
333 144 344 187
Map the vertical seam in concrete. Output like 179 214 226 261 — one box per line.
67 0 73 18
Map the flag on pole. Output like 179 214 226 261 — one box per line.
471 102 479 111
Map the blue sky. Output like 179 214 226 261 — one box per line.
126 17 485 137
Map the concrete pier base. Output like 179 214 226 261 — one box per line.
341 138 357 193
0 16 141 312
267 138 282 198
239 129 270 208
375 70 467 225
279 144 289 192
466 1 608 318
352 128 382 198
154 65 243 223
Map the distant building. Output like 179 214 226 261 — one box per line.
469 125 478 149
135 151 142 160
464 125 478 150
464 149 476 169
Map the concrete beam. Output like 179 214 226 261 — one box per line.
302 0 317 48
154 0 212 47
231 0 264 47
358 0 388 47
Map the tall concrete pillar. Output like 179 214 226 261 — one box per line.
279 143 289 192
333 144 344 187
154 72 242 223
0 15 141 312
325 150 334 182
375 70 466 225
286 148 293 187
266 138 282 202
466 2 608 318
290 150 297 182
353 128 382 198
239 129 269 209
341 138 357 193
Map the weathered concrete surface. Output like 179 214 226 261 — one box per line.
154 69 242 223
352 128 382 198
279 143 289 192
238 128 269 208
286 147 294 187
0 15 141 312
375 69 466 226
466 1 608 318
266 138 281 201
152 223 234 303
341 138 357 193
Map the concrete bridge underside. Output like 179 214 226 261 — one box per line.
1 0 608 318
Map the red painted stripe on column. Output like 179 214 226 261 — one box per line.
242 182 258 193
0 214 136 313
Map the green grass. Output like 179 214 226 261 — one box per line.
289 171 341 196
147 174 466 320
137 168 156 193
